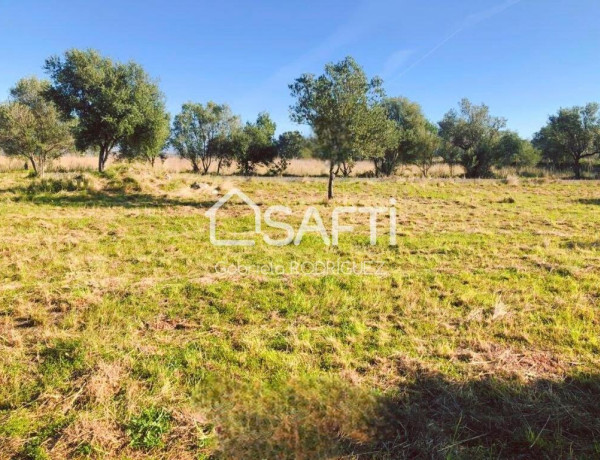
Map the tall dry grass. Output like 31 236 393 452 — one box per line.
0 155 450 176
6 154 578 179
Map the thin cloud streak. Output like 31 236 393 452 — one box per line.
397 0 524 79
381 49 414 79
239 0 394 109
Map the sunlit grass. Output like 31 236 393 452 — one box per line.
0 167 599 458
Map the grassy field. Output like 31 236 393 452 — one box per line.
0 166 599 459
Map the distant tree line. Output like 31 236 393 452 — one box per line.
1 50 599 195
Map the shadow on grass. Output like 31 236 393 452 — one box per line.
578 198 600 206
344 369 600 459
0 188 215 209
214 366 600 459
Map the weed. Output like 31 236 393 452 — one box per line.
126 407 172 450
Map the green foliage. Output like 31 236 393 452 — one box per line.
271 130 304 175
118 100 170 167
298 135 320 159
289 56 391 197
171 102 239 173
20 440 50 460
495 131 541 169
206 133 236 174
127 407 172 450
381 97 440 177
533 103 600 178
44 49 168 172
235 112 277 175
0 77 73 177
438 142 463 176
73 442 95 457
438 98 506 177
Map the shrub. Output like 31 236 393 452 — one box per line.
26 175 91 194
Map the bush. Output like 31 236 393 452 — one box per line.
26 175 91 194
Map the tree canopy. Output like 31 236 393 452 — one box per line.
0 77 73 177
44 49 168 172
290 56 390 198
380 97 439 177
171 102 239 173
533 104 600 178
236 112 278 175
271 130 304 175
438 99 506 178
494 131 541 170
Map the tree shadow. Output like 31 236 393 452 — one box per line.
0 187 215 209
578 198 600 206
347 366 600 459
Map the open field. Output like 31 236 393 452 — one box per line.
0 167 599 458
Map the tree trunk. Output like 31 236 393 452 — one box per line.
201 156 212 175
98 147 107 173
39 157 45 178
30 157 38 176
328 161 335 200
573 158 581 179
373 159 380 178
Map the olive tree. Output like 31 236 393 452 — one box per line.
380 97 439 177
118 100 170 167
533 104 600 179
235 112 277 176
271 131 304 175
171 102 239 173
207 133 236 175
438 99 506 178
290 56 390 199
0 77 72 177
494 131 541 171
44 49 168 172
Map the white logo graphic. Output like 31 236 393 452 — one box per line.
205 189 261 246
205 188 397 247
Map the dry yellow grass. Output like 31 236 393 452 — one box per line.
0 154 468 177
0 165 599 458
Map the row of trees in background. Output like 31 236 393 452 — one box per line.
1 50 599 193
170 103 304 176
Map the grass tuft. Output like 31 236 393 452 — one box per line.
126 407 172 450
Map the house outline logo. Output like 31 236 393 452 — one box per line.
206 188 398 248
205 188 261 246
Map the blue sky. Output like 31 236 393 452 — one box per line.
1 0 599 138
